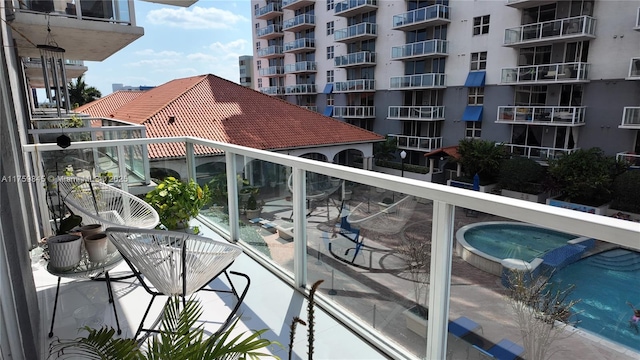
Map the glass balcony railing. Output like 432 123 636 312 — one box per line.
334 22 377 42
259 86 285 95
284 38 315 52
391 39 448 60
335 0 377 16
284 61 317 73
254 2 282 18
258 65 284 77
496 106 586 125
282 0 314 10
502 143 578 160
285 84 317 94
300 105 318 112
387 106 445 121
390 73 446 89
620 107 640 128
504 15 596 46
501 62 590 84
21 136 640 360
392 4 450 29
333 106 375 118
283 14 315 31
15 0 134 24
334 79 375 92
628 58 640 79
617 152 640 167
334 51 376 67
257 45 284 58
256 24 283 38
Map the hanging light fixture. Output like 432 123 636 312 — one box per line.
37 15 69 118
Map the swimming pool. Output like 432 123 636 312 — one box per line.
551 248 640 352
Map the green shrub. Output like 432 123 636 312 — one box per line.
457 139 508 183
498 157 546 194
145 177 210 230
611 170 640 213
374 159 430 174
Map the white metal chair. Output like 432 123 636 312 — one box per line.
105 227 249 340
57 176 159 229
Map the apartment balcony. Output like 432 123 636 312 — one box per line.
258 65 284 77
334 23 377 42
285 84 317 95
387 106 445 121
334 79 375 93
335 0 378 17
259 86 285 95
627 58 640 80
333 106 375 118
19 137 640 360
503 144 578 159
284 38 315 53
283 14 315 32
284 61 317 74
505 0 557 9
334 51 376 68
255 2 283 20
256 24 284 40
257 45 284 59
10 0 143 61
23 58 88 88
391 39 448 61
389 73 446 90
496 106 586 126
282 0 314 11
620 107 640 129
391 134 442 152
392 4 450 31
500 62 590 85
617 152 640 167
300 105 318 112
504 15 596 48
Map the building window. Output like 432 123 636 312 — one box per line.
327 94 334 106
257 60 262 70
254 4 259 11
255 23 259 29
327 0 334 11
240 68 246 75
327 46 334 60
468 87 484 105
327 70 334 83
473 15 490 36
256 42 261 50
470 51 487 70
258 79 262 88
327 21 334 36
465 122 482 139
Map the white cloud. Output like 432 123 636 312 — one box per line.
146 6 248 30
208 39 247 54
125 58 181 68
134 49 182 57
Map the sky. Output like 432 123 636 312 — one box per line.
83 0 254 96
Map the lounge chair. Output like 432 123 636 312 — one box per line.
473 338 524 360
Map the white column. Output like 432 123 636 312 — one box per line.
185 142 196 182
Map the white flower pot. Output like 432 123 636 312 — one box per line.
48 234 82 271
84 233 108 262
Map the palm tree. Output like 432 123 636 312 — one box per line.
67 74 101 108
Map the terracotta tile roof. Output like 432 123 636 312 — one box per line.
424 146 460 160
75 90 146 117
77 74 384 159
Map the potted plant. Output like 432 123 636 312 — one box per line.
145 177 210 231
245 193 263 220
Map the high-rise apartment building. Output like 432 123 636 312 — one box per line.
239 55 255 88
251 0 640 168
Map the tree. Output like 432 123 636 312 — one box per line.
457 139 508 183
373 136 398 162
398 237 430 317
68 74 102 108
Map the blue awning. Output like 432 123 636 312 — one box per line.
461 106 483 121
323 106 334 117
464 71 486 87
322 83 333 94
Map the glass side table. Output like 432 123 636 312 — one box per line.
46 249 123 338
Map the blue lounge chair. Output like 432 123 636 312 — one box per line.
473 338 524 360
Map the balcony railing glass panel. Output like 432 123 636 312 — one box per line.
504 15 596 45
334 22 377 41
256 24 283 38
392 4 450 28
284 38 315 52
497 106 586 125
387 106 445 121
335 0 377 15
391 39 448 59
260 86 285 95
283 14 315 30
502 144 577 160
257 45 284 58
284 61 317 73
501 62 590 83
621 107 640 127
390 134 442 151
17 0 133 24
334 79 375 92
333 106 375 117
334 51 376 67
259 66 284 77
389 73 446 89
285 84 317 94
255 2 282 17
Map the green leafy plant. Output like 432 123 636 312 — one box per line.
145 177 211 230
456 139 508 183
610 170 640 213
498 157 546 194
246 194 264 211
48 296 281 360
373 136 398 162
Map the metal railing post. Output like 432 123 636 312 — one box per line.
226 152 240 242
292 167 307 289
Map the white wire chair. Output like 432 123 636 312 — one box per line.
57 176 159 229
105 227 249 340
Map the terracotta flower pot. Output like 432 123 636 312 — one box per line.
48 234 82 271
84 232 108 262
80 224 102 238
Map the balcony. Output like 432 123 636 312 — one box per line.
390 73 446 89
496 106 586 126
259 86 285 95
284 61 317 74
283 14 316 32
258 65 284 77
23 58 88 88
333 106 375 118
387 106 445 121
506 0 557 9
300 105 318 112
257 45 284 59
504 16 596 47
617 152 640 167
620 107 640 129
391 39 448 61
19 137 640 360
255 2 283 20
334 23 377 42
284 38 315 53
391 134 442 151
142 0 197 6
285 84 317 95
392 5 450 31
256 24 284 40
627 58 640 80
282 0 314 11
10 0 143 61
500 62 590 85
335 0 378 17
502 144 578 160
334 51 376 68
334 79 375 93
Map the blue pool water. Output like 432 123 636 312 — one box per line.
551 249 640 352
463 223 578 262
